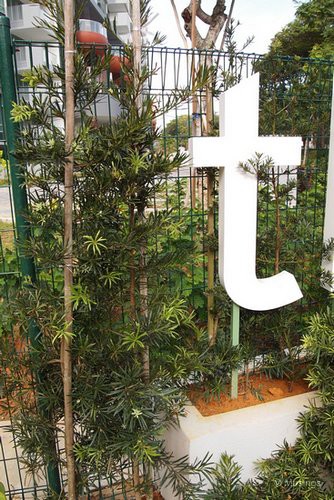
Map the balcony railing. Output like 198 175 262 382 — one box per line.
107 0 129 14
7 3 23 26
8 3 51 40
78 19 107 38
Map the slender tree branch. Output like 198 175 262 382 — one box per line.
63 0 76 497
132 0 142 110
169 0 189 48
220 0 235 50
132 3 151 497
203 0 227 48
181 3 204 47
133 460 141 500
272 168 281 275
185 0 214 25
197 6 212 25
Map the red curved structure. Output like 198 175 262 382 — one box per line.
110 56 131 85
76 30 108 56
76 21 132 87
110 55 122 75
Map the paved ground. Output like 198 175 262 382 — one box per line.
0 186 12 221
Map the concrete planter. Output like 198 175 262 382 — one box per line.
1 392 319 498
161 391 319 500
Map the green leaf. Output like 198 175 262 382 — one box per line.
0 482 6 500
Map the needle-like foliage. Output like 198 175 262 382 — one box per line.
0 1 218 497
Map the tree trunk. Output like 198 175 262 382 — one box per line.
190 0 200 209
133 459 141 500
204 61 217 345
132 0 142 111
63 0 76 497
183 1 230 343
130 204 136 319
272 168 281 275
132 3 152 498
182 0 227 49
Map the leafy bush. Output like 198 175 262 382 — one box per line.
0 1 222 497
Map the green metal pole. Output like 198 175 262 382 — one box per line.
230 302 240 399
0 16 36 281
0 14 61 495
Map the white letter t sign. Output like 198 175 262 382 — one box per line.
189 73 303 311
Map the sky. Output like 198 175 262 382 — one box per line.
149 0 298 54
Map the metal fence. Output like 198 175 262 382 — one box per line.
0 38 334 497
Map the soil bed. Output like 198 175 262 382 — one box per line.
0 400 11 421
189 374 311 417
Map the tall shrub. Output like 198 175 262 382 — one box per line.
0 1 216 497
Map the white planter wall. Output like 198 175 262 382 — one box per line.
161 391 319 500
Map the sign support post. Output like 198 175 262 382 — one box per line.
230 302 240 399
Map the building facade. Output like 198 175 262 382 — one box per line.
0 0 132 143
6 0 131 44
